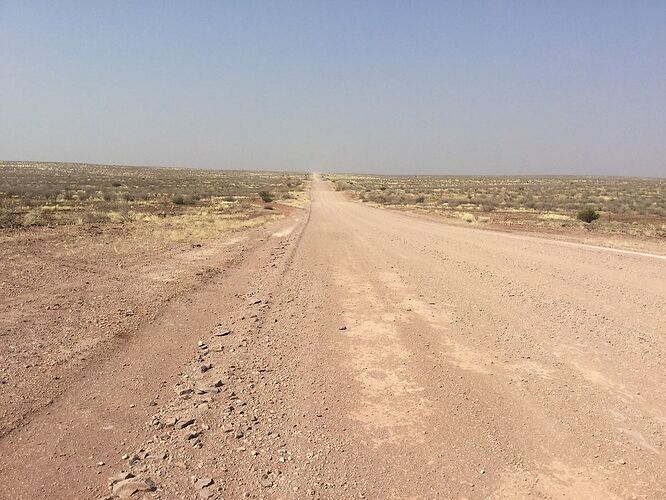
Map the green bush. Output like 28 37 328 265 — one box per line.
577 207 600 223
259 191 274 203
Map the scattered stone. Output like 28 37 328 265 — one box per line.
164 417 178 427
187 430 202 440
212 380 224 388
194 477 214 489
178 388 193 396
108 472 134 488
234 430 244 439
111 476 156 498
199 487 215 499
213 325 232 336
261 478 273 488
177 418 195 429
200 363 212 373
339 326 347 331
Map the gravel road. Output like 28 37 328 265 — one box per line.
0 176 664 499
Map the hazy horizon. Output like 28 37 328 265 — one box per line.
2 1 665 177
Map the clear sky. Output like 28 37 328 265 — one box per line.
1 1 665 176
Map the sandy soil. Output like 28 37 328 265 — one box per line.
0 177 664 499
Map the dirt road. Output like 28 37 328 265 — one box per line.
1 177 665 499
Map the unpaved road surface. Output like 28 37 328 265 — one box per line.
1 177 665 499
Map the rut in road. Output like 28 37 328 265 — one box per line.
0 176 664 499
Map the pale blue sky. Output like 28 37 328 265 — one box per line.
1 1 665 176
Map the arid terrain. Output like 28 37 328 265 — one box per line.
328 174 666 243
1 168 665 499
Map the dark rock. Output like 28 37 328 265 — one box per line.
176 418 195 429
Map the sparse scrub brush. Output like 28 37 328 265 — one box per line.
172 195 196 205
259 191 274 203
577 207 600 223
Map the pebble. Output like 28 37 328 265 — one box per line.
199 488 215 499
164 417 178 427
109 474 156 498
194 477 214 489
187 430 202 440
177 418 195 429
214 326 232 336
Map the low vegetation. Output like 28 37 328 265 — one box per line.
0 162 307 234
577 207 601 223
258 191 274 203
327 174 666 238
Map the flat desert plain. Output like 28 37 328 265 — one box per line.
0 166 665 499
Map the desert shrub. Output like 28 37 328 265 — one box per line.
577 207 600 223
415 196 425 204
258 191 274 203
81 211 109 224
172 195 196 206
102 191 115 202
111 182 123 187
22 208 48 227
